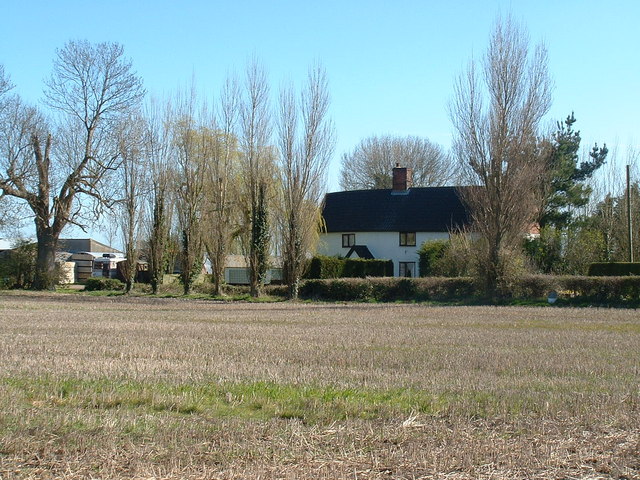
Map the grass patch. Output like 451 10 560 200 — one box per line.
0 376 576 425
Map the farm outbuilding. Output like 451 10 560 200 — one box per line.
69 252 125 283
223 254 283 285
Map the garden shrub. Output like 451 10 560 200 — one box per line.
84 277 125 291
305 256 393 279
418 240 448 277
305 256 345 279
343 258 393 278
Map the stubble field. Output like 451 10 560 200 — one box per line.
0 292 638 479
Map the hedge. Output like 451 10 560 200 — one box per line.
306 256 344 279
588 262 640 276
558 276 640 302
300 277 475 302
305 256 393 279
343 258 394 278
299 275 640 304
515 274 640 301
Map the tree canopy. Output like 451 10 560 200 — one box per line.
339 134 453 190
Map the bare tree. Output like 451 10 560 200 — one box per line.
172 86 209 295
339 135 452 190
277 65 335 299
0 66 23 231
0 42 144 289
0 65 12 107
143 97 174 294
116 112 146 293
450 16 552 299
239 60 272 297
202 76 241 296
0 93 40 231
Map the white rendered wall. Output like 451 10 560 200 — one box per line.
317 231 450 276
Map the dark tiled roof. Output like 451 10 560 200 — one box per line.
322 187 470 233
345 245 374 259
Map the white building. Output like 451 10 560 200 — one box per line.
317 166 470 277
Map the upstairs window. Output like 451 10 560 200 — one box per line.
342 233 355 248
399 232 416 246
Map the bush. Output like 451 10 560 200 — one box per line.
523 227 564 274
588 262 640 276
417 233 475 278
84 277 125 291
418 240 448 277
0 240 37 289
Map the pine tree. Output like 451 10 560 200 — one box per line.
541 113 608 228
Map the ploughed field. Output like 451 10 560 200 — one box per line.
0 293 638 479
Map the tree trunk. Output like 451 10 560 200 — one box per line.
249 182 269 298
212 248 224 297
33 227 57 290
249 266 260 298
288 278 299 300
206 243 224 297
123 241 136 294
124 265 134 293
149 196 166 295
212 275 222 297
484 234 502 302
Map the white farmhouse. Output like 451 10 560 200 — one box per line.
318 165 470 277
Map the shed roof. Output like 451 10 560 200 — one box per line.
322 187 470 233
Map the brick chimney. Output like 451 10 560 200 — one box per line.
392 163 412 191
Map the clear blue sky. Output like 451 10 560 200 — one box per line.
1 0 638 244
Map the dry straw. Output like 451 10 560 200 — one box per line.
0 293 638 479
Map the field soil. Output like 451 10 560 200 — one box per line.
0 292 638 479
